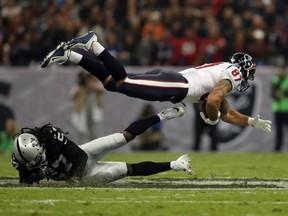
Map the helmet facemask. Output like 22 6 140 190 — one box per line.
26 149 47 170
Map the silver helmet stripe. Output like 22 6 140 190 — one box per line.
16 139 30 163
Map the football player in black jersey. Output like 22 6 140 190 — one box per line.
12 107 192 184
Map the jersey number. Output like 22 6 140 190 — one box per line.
57 132 64 142
196 62 242 83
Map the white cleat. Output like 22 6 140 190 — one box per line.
157 106 185 121
64 31 98 51
173 154 192 175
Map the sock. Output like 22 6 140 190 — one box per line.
77 54 110 82
92 42 105 56
69 51 82 64
124 116 160 139
97 49 127 81
157 113 165 121
130 162 171 176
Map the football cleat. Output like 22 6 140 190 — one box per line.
173 154 192 175
157 106 185 121
40 42 70 68
64 31 97 51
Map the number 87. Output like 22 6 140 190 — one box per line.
231 69 242 81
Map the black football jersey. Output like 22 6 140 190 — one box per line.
12 125 88 184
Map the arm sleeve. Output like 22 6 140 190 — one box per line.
62 139 88 180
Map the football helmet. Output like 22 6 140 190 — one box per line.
230 52 256 92
13 133 46 170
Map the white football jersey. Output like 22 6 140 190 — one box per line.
179 62 242 103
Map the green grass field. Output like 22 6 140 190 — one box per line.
1 152 288 216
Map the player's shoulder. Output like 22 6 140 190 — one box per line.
194 62 231 71
223 62 238 71
39 124 68 145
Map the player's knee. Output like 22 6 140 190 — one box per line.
101 164 128 182
104 79 117 91
116 78 126 86
122 131 135 142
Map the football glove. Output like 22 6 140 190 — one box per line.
199 111 221 125
248 115 272 133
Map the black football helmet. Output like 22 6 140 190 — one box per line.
230 52 256 92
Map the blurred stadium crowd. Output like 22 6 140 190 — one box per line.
0 0 287 67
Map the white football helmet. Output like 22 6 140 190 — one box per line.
13 133 46 170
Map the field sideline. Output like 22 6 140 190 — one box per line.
1 152 288 216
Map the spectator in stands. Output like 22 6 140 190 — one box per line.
152 29 174 66
178 26 203 66
141 11 166 42
0 0 287 66
201 15 227 63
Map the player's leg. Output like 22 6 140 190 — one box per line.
127 154 192 176
81 154 192 183
40 33 189 103
72 54 189 102
123 106 185 142
80 107 185 159
40 43 116 86
64 31 127 86
81 161 128 182
63 32 189 103
115 69 189 103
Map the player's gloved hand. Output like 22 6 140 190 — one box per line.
199 111 221 125
248 115 272 133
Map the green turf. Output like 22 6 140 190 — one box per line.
1 152 288 216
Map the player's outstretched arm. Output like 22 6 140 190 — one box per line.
220 99 272 133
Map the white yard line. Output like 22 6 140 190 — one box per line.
1 178 288 189
2 199 288 205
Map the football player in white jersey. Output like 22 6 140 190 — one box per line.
40 31 271 133
12 107 192 184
